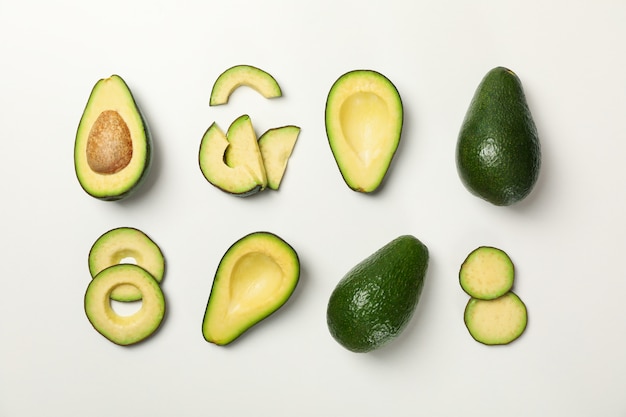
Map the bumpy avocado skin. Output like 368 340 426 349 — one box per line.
326 235 429 353
456 67 541 206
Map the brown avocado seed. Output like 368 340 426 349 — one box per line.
86 110 133 175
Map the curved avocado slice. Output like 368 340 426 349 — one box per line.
84 263 166 346
456 66 541 206
326 235 429 353
325 69 403 193
202 231 300 346
199 115 267 196
459 246 514 300
74 75 152 201
88 227 165 302
210 65 282 106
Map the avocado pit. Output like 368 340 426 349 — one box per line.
86 110 133 175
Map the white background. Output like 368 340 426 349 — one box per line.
1 1 625 416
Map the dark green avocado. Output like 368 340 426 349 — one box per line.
456 67 541 206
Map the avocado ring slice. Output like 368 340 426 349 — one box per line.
459 246 514 300
84 264 166 346
88 227 165 302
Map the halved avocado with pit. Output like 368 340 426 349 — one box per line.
88 227 165 302
84 263 166 346
74 75 152 201
209 65 282 106
202 231 300 345
325 69 403 192
198 115 267 196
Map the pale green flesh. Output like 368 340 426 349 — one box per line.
459 246 514 300
464 292 527 345
210 65 282 106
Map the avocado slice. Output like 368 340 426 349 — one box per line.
326 235 429 353
210 65 282 106
74 75 152 201
456 66 541 206
202 231 300 345
459 246 514 300
325 69 403 193
464 291 528 345
258 125 301 190
199 115 268 196
88 227 165 302
84 263 166 346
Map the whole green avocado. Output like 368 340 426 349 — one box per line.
326 235 429 353
456 67 541 206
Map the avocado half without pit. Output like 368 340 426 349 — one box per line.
84 263 166 346
74 75 152 201
202 232 300 346
325 69 403 193
88 227 165 302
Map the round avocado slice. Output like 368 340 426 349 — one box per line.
88 227 165 302
209 64 282 106
74 74 152 201
84 264 166 346
459 246 514 300
464 291 528 345
202 231 300 346
325 69 403 193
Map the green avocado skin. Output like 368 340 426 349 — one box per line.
456 67 541 206
326 235 429 353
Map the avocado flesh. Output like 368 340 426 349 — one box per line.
326 235 429 353
88 227 165 302
456 67 541 206
464 291 527 345
84 264 166 346
202 232 300 346
258 125 301 190
74 74 152 201
325 70 403 193
199 115 267 196
210 65 282 106
459 246 514 300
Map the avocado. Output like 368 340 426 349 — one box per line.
464 291 527 345
199 115 268 196
84 263 166 346
326 235 429 353
88 227 165 302
202 231 300 345
74 75 152 201
210 65 282 106
456 66 541 206
325 69 403 193
459 246 514 300
258 125 301 190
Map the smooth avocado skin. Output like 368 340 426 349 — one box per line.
74 75 152 201
456 67 541 206
326 235 429 353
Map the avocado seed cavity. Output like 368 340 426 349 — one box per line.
86 110 133 174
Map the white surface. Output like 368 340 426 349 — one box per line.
1 1 625 416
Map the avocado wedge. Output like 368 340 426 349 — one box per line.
88 227 165 302
199 115 268 196
202 232 300 346
325 69 403 192
84 263 166 346
74 75 152 201
258 125 301 190
210 65 282 106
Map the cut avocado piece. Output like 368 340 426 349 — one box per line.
84 263 166 346
210 65 282 106
258 125 301 190
325 69 403 193
326 235 428 353
74 74 152 201
88 227 165 302
459 246 514 300
464 291 527 345
456 66 541 206
199 115 267 196
202 231 300 345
